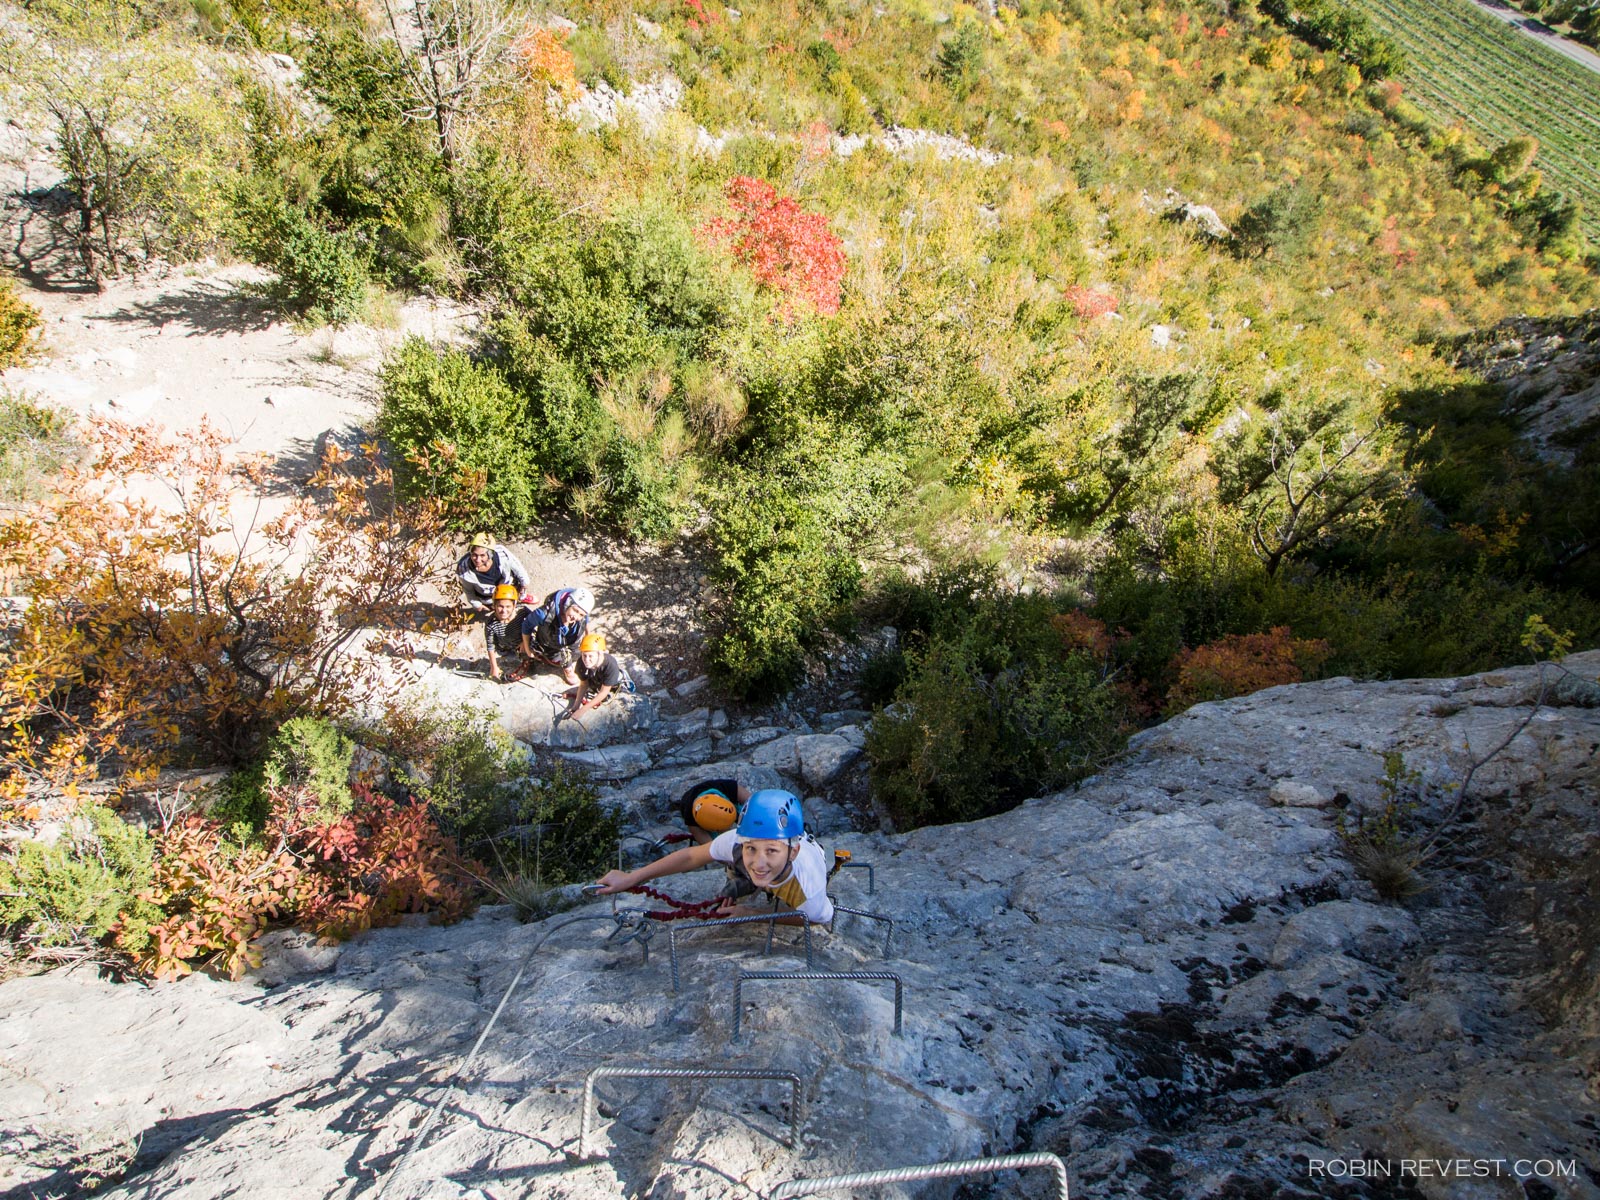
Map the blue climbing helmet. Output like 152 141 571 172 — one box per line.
736 789 804 840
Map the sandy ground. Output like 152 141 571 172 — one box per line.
2 257 717 688
0 131 716 712
7 263 398 462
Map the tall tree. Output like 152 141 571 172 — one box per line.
377 0 521 178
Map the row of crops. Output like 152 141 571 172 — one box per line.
1354 0 1600 243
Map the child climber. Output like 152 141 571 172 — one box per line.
483 584 530 682
593 789 834 925
563 632 634 717
676 778 750 845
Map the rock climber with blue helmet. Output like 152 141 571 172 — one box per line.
593 788 834 925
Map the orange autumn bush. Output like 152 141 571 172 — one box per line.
0 418 463 821
513 26 581 100
1165 626 1331 713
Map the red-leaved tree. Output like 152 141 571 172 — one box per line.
702 175 847 317
121 781 480 979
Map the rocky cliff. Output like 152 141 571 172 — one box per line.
1449 311 1600 468
2 654 1597 1200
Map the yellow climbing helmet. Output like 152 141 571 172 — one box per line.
691 788 739 834
579 632 607 654
468 532 494 550
492 583 519 602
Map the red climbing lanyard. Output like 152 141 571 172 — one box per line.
618 833 724 920
627 883 728 921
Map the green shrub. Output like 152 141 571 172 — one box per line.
866 588 1129 829
271 208 370 324
0 277 42 369
1088 512 1274 691
491 315 606 476
0 391 75 502
1512 191 1587 260
507 762 620 887
1338 752 1428 900
209 763 272 837
211 715 356 836
498 206 733 379
1086 494 1600 690
1231 183 1323 259
807 39 844 76
0 805 157 952
450 152 562 297
859 647 909 707
365 702 525 850
381 324 694 540
379 337 544 529
707 479 863 697
297 29 447 283
594 428 689 541
261 716 355 823
705 417 903 697
937 20 986 97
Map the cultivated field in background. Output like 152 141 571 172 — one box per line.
1359 0 1600 242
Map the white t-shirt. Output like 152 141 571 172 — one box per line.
708 832 835 924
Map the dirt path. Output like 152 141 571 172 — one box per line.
3 262 463 465
1 258 714 682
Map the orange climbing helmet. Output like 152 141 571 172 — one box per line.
492 584 519 602
691 788 739 834
579 632 607 654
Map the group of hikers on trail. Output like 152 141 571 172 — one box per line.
455 534 632 718
458 537 830 929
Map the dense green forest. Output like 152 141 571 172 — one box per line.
2 0 1598 971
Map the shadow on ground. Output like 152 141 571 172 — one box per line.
97 280 278 337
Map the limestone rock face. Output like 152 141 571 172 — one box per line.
1448 310 1600 467
1269 778 1330 808
793 733 861 787
3 653 1597 1199
1269 899 1419 969
1178 201 1231 239
558 741 654 779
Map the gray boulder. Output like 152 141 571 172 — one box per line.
794 734 860 787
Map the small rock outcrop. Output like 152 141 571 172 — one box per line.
2 654 1597 1199
1144 187 1232 241
1448 310 1600 467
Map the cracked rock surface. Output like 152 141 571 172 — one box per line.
2 653 1597 1199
